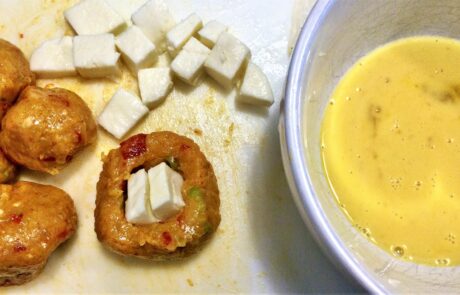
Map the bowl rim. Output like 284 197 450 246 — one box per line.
283 0 387 293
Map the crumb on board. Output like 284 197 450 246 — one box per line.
187 278 194 287
193 128 203 136
228 123 234 135
19 33 24 38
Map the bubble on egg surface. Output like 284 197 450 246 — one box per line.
391 245 406 257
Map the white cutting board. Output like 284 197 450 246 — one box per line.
0 0 360 293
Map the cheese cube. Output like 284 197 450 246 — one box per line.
126 169 158 224
98 88 149 139
138 67 173 108
171 37 210 86
64 0 127 35
73 34 121 78
148 162 185 221
198 20 227 48
238 62 274 107
30 36 76 78
131 0 176 52
115 26 157 75
204 32 251 90
166 13 203 56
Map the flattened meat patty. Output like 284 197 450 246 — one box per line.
95 132 220 260
0 181 77 287
0 86 97 175
0 39 35 112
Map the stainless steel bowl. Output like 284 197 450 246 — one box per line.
280 0 460 293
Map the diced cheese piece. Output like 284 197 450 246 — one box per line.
204 32 251 90
131 0 176 52
171 37 210 86
238 62 274 107
147 162 185 221
126 169 158 224
73 33 121 78
115 26 157 75
198 20 227 48
138 67 173 108
30 36 76 78
166 13 203 56
98 88 149 139
64 0 127 35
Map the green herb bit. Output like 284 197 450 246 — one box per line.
188 186 203 198
202 222 212 234
165 156 180 170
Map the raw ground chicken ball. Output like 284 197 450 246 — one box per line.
0 86 97 175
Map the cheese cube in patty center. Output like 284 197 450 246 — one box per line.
148 162 185 221
126 169 158 224
73 33 121 78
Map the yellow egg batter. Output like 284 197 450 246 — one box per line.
321 36 460 266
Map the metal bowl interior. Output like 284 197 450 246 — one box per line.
282 0 460 293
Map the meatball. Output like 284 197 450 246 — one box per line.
0 181 77 287
0 39 35 109
95 132 220 260
0 86 97 175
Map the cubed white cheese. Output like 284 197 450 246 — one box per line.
166 13 203 56
198 20 227 48
30 36 76 78
98 88 149 139
138 67 173 108
131 0 176 52
73 33 121 78
171 37 210 86
126 169 158 224
115 26 157 75
204 32 251 90
148 162 185 221
64 0 127 35
238 62 274 107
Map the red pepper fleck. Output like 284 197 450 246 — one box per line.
43 156 56 162
19 33 24 39
176 214 184 225
13 244 26 253
180 144 190 151
162 232 172 246
75 131 82 144
58 229 69 240
120 134 147 160
10 213 23 224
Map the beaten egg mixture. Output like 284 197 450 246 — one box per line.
321 36 460 266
